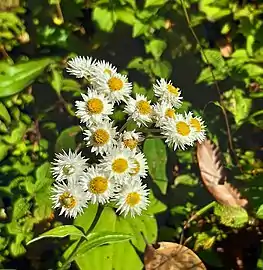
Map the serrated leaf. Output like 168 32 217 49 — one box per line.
13 197 30 219
150 60 171 78
201 49 225 69
222 89 252 126
133 20 148 37
27 225 85 245
143 138 168 194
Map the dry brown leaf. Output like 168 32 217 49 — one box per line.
144 242 206 270
197 140 248 207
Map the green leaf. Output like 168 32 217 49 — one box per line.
10 234 26 257
143 138 168 194
127 57 144 70
174 174 198 187
116 8 135 25
242 63 263 77
144 0 168 8
133 20 148 37
36 162 51 181
222 89 252 126
256 204 263 219
74 205 157 270
0 58 53 98
150 60 171 78
50 68 62 94
62 79 81 92
0 143 9 162
55 126 81 152
13 197 30 220
0 102 11 124
75 232 132 258
93 7 115 32
196 67 227 84
2 122 27 145
201 49 225 69
146 39 167 59
27 225 85 245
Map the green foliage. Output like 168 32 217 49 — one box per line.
214 204 249 228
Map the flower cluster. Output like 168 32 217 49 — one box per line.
50 56 206 219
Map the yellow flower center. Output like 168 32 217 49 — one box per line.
167 84 179 96
123 139 138 150
165 108 175 119
86 98 104 114
190 118 201 132
107 77 123 91
62 164 75 176
176 121 190 136
130 159 140 176
59 192 76 209
126 192 141 206
93 129 110 145
112 158 128 173
136 100 152 115
104 68 112 75
89 176 108 194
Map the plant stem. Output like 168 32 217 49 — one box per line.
180 0 241 171
59 206 103 270
184 201 216 229
119 118 131 133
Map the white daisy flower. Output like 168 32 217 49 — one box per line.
153 78 182 108
75 89 114 125
79 166 114 204
66 56 96 78
95 72 132 104
91 60 117 78
83 120 117 155
153 101 176 127
120 130 144 152
129 152 148 179
114 181 150 217
124 94 153 127
51 149 88 183
161 113 196 150
100 146 135 183
51 181 88 218
187 112 206 143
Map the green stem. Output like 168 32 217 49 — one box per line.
119 118 131 133
59 206 103 270
184 201 216 229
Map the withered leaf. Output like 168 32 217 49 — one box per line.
197 140 248 207
144 241 206 270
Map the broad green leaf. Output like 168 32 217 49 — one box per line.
242 63 263 77
116 8 135 25
0 102 11 124
27 225 85 245
256 204 263 219
13 197 30 220
62 79 81 92
75 232 132 258
93 7 115 32
201 49 225 69
10 234 26 257
74 205 157 270
144 0 168 8
127 57 144 70
147 191 167 214
222 89 252 126
0 58 53 98
143 138 168 194
55 126 81 152
146 39 167 59
199 0 231 20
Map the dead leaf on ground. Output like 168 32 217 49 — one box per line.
144 241 206 270
196 139 248 207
